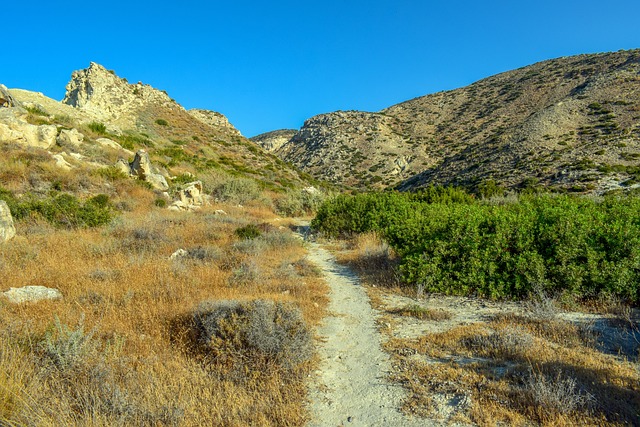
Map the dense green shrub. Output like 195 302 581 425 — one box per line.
87 122 107 134
155 119 168 126
234 224 261 240
1 189 115 228
312 190 640 303
214 178 261 204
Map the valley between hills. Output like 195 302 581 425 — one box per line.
0 51 639 426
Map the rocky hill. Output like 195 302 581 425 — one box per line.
1 62 309 204
250 129 297 152
266 49 640 193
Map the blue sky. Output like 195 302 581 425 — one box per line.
3 1 640 137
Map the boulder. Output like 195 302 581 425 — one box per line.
0 84 18 107
51 153 73 170
130 149 169 190
0 200 16 242
96 137 124 151
114 158 131 175
169 181 210 211
169 248 189 260
0 109 57 149
2 285 63 304
56 128 84 147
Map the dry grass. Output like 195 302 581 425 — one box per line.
387 313 640 426
336 231 401 287
0 203 328 426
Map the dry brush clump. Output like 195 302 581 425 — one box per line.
387 311 640 426
193 299 313 372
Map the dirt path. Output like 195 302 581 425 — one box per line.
305 241 430 427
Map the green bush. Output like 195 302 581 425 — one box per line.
234 224 261 240
87 122 107 134
2 190 115 228
214 178 261 205
312 191 640 303
155 119 168 126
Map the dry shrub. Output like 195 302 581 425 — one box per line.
390 304 452 321
525 368 594 418
193 299 313 372
340 231 400 286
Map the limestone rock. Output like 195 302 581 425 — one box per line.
51 153 73 170
169 248 188 260
170 181 209 211
0 109 57 149
114 158 131 175
96 137 124 151
188 109 242 136
0 200 16 242
2 286 63 304
56 128 84 147
129 149 169 190
250 129 297 152
62 62 182 127
0 84 19 107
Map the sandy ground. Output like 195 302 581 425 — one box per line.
305 242 431 427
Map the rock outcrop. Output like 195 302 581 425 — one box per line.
250 129 297 152
127 150 169 190
62 62 182 129
0 84 18 107
188 109 242 136
169 181 210 211
0 108 57 149
0 200 16 242
56 128 84 147
2 286 63 304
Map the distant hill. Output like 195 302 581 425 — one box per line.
4 62 309 195
260 49 640 194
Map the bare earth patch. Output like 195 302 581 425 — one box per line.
305 242 432 427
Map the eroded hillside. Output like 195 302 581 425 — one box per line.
263 49 640 193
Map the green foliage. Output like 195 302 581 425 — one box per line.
24 105 49 116
116 132 154 149
313 191 640 302
87 122 107 135
2 189 115 228
155 119 168 126
275 189 326 217
154 198 167 208
214 178 261 204
234 224 262 240
39 315 97 370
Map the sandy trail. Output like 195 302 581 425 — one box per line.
305 241 430 427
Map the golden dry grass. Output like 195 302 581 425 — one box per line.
0 203 328 426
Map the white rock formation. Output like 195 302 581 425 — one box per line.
0 201 16 242
127 149 169 190
169 181 210 211
62 62 182 128
2 286 63 304
188 109 242 136
51 153 73 170
0 109 57 149
56 128 84 147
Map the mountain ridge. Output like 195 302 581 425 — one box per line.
255 49 640 194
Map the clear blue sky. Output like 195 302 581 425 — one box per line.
3 1 639 137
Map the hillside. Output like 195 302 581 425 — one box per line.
3 62 310 200
262 49 640 193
